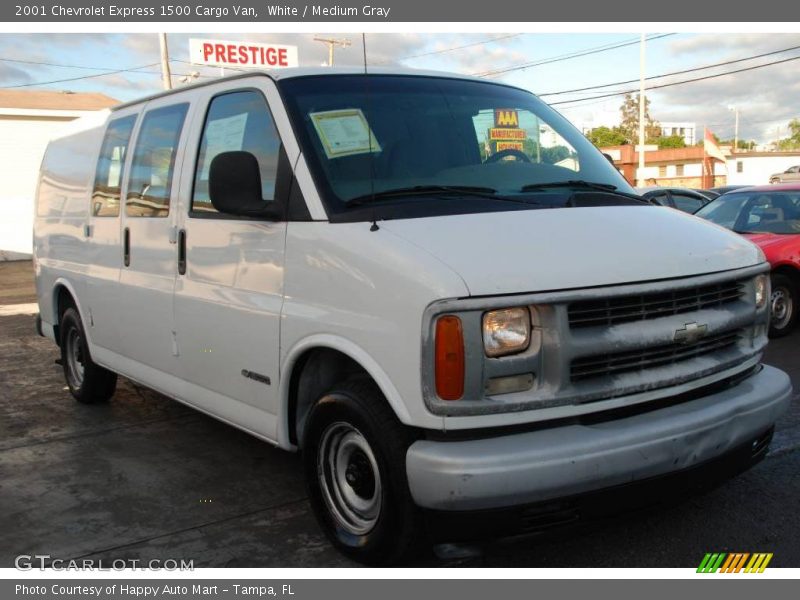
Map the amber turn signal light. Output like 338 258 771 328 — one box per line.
435 315 465 400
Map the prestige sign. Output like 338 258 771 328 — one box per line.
189 38 298 69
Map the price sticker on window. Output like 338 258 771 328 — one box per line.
310 109 381 158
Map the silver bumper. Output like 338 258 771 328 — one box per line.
406 365 791 511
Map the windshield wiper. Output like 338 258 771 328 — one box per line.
345 185 534 206
520 180 647 202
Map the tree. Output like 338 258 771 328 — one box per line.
657 135 686 149
619 93 661 144
586 126 627 147
777 118 800 150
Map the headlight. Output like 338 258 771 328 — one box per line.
482 307 531 357
755 274 768 309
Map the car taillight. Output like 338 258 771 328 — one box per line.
435 315 465 401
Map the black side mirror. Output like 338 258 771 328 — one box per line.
603 153 615 165
209 151 276 218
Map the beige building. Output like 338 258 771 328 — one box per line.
0 89 118 259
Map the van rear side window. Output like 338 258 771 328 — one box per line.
92 115 136 217
192 90 281 215
126 103 188 218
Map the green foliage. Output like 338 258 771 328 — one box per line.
657 135 687 149
777 118 800 150
586 126 627 147
619 93 661 144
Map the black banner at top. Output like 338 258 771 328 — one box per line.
2 0 797 22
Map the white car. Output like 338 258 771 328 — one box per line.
33 67 790 564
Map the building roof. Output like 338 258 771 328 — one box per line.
0 89 118 111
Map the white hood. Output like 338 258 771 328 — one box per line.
380 206 764 297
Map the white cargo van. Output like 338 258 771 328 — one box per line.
34 68 791 564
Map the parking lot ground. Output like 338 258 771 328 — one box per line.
1 259 799 568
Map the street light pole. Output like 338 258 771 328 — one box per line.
637 33 646 187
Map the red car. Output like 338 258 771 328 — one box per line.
695 183 800 337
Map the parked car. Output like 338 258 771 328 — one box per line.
695 183 800 337
769 166 800 184
636 186 713 213
33 68 790 564
710 184 754 195
695 189 721 200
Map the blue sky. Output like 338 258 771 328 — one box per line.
1 32 798 143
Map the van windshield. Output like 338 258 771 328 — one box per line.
279 74 636 221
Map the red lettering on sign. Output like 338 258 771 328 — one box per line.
202 43 214 61
278 48 288 66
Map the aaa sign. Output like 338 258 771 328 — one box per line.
189 38 299 69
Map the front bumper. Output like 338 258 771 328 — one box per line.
406 364 791 511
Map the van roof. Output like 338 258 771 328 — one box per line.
112 66 524 111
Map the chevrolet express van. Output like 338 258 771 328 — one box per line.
34 68 791 564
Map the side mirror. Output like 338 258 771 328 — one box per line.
209 151 277 218
602 153 615 165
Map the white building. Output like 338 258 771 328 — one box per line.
660 122 696 146
0 89 118 260
726 152 800 186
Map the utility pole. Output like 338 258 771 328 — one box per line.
637 33 646 187
728 105 739 154
314 37 351 66
158 33 172 90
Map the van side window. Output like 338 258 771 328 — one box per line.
126 103 188 218
192 90 280 215
92 115 136 217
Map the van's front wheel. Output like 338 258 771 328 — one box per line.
59 307 117 404
303 379 423 565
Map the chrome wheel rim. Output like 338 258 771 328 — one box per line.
771 286 793 330
65 328 85 389
317 421 381 535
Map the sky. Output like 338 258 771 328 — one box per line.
1 32 799 144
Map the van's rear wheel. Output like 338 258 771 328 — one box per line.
303 379 423 565
59 307 117 403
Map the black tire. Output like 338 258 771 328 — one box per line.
59 307 117 403
303 378 424 565
769 273 798 338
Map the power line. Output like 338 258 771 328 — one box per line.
539 43 800 97
2 63 162 89
472 33 675 78
549 53 800 106
385 34 521 63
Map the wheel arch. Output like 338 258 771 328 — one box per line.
279 335 412 450
50 278 89 347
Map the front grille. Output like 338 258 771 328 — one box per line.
570 329 743 382
568 280 745 329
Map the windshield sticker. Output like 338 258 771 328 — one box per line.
310 109 381 159
200 112 248 180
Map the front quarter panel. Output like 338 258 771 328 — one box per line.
280 221 469 439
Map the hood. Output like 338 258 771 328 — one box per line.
743 232 800 265
380 206 764 296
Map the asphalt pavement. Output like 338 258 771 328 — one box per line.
1 260 798 568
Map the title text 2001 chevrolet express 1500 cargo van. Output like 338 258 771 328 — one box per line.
34 68 791 564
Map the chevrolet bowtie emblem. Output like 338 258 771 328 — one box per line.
674 322 708 345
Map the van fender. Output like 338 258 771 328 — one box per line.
278 333 412 448
51 277 94 348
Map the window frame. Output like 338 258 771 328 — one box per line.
91 114 138 218
189 87 291 222
125 102 190 219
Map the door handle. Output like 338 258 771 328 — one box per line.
123 227 130 267
177 229 187 275
83 224 92 238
